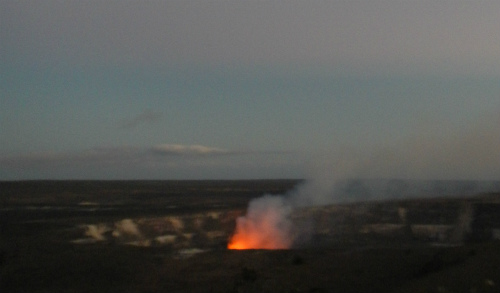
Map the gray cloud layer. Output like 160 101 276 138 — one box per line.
151 144 231 156
0 144 233 167
309 117 500 182
0 144 300 179
3 1 500 75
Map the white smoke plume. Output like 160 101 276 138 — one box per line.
229 112 500 249
228 195 293 249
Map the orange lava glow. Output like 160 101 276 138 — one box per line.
228 231 290 250
227 196 292 250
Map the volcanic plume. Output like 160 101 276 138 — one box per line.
228 195 293 250
227 112 500 250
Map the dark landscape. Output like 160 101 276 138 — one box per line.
4 2 500 293
1 180 500 293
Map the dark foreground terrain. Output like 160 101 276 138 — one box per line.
1 180 500 293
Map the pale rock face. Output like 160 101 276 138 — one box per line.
208 212 221 219
71 238 100 244
115 219 142 238
168 217 185 231
182 233 195 240
205 231 226 240
398 207 408 223
155 235 177 245
125 240 151 247
84 224 110 241
175 248 206 259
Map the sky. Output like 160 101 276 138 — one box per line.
1 1 499 180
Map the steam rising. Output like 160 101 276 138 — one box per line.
228 195 292 249
229 113 500 249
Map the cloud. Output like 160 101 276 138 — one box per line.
119 110 162 129
150 144 232 156
0 144 301 179
0 144 288 168
0 147 142 168
4 2 500 76
397 120 500 180
0 144 229 168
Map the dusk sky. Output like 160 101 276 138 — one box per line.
1 1 499 180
